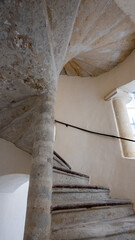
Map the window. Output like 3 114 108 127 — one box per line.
105 87 135 158
126 92 135 136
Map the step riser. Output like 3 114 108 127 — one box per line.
52 205 133 230
52 216 135 240
52 190 110 204
53 170 89 186
97 233 135 240
52 229 135 240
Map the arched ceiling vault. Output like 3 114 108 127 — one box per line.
63 0 135 77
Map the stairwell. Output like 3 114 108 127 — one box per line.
52 152 135 239
1 1 135 238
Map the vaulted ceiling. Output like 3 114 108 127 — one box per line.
63 0 135 77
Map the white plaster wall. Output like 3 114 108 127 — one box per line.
54 50 135 207
0 138 30 240
0 180 29 240
0 134 31 240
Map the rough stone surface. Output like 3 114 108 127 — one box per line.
0 0 80 153
52 203 133 229
46 0 80 75
52 187 110 204
53 167 89 186
52 216 135 240
0 0 56 107
24 93 56 240
63 0 135 77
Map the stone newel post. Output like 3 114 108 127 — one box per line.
24 93 56 240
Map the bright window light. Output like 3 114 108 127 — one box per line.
126 92 135 137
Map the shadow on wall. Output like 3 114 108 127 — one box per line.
0 174 29 240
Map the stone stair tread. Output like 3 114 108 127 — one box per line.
53 166 89 179
53 151 71 170
53 184 109 191
52 216 135 239
53 156 70 170
52 199 132 211
53 167 89 186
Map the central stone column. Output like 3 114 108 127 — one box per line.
24 92 56 240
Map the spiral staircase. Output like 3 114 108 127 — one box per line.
1 0 135 239
51 152 135 239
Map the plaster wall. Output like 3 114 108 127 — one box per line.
0 139 30 240
0 181 29 240
0 138 31 176
0 137 31 240
54 50 135 206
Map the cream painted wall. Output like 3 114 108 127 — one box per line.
54 50 135 207
0 138 31 176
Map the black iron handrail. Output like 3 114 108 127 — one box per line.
55 120 135 143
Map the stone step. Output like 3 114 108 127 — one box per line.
53 167 89 186
52 185 110 205
52 199 133 230
53 151 71 170
52 216 135 240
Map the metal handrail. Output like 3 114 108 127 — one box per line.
55 120 135 143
